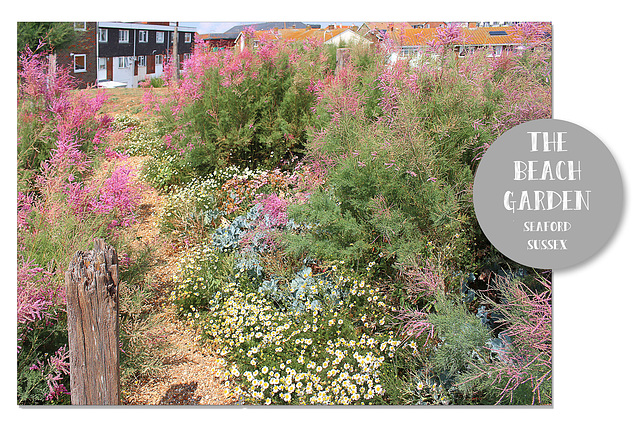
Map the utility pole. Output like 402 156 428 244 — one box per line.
173 22 179 83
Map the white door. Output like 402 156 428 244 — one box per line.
97 57 107 81
113 56 134 88
155 55 163 75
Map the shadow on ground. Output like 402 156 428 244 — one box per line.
158 381 201 405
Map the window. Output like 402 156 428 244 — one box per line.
98 57 106 71
73 22 86 31
185 32 191 43
98 28 108 42
138 30 148 43
492 45 503 57
118 57 130 68
458 45 475 57
155 54 163 65
156 32 164 43
137 56 146 67
400 46 419 57
73 54 86 72
119 29 129 43
183 53 191 60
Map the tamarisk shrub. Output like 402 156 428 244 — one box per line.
17 43 111 182
17 256 70 404
17 44 141 404
149 38 330 178
288 23 551 278
457 276 552 405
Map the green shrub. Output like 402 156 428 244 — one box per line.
151 40 331 178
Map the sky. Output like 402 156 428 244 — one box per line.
184 21 363 35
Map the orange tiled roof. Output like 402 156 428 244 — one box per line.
362 22 411 31
465 26 516 45
391 26 518 47
253 27 352 43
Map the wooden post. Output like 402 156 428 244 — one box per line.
173 23 179 83
336 48 351 72
65 239 120 405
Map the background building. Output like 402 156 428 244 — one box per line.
56 21 196 88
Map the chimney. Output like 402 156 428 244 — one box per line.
469 22 477 28
292 24 296 29
327 24 334 30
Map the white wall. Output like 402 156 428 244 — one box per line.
112 57 135 88
325 30 370 47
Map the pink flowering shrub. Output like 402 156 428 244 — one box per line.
18 42 139 267
239 193 291 253
17 256 70 404
17 43 112 178
17 44 140 404
290 23 551 273
457 277 552 404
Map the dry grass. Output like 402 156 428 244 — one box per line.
79 86 169 120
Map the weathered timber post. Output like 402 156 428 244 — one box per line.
336 48 351 72
65 238 120 405
173 23 179 84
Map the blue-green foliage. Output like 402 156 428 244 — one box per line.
258 266 344 313
210 204 262 253
234 252 264 279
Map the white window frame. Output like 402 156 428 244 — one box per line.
156 31 164 43
185 32 191 43
119 29 130 44
137 56 146 67
118 56 130 68
73 22 86 31
138 30 148 43
400 46 419 57
492 45 503 57
155 54 163 65
98 57 107 71
459 45 476 57
183 53 191 61
73 54 87 72
98 28 108 43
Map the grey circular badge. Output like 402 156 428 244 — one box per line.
473 119 623 269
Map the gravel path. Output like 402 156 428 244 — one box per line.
122 310 234 405
116 155 236 406
96 90 238 406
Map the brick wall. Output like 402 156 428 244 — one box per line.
57 22 98 89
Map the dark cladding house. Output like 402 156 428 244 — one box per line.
56 21 196 88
